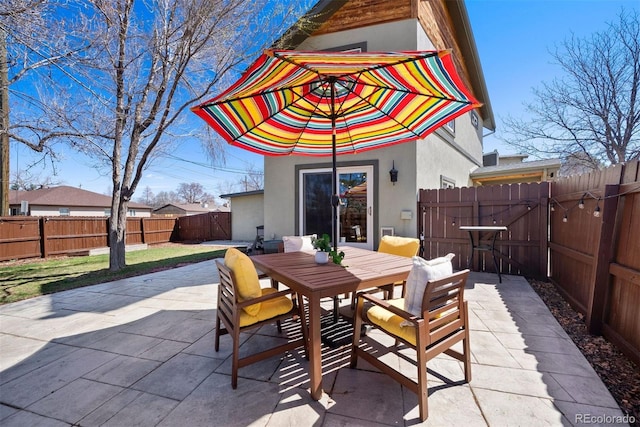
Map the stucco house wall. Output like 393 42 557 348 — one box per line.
224 192 264 241
9 186 152 217
263 17 484 246
25 206 151 217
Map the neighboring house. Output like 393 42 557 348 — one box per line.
153 202 220 217
9 186 152 217
250 0 495 250
470 151 561 186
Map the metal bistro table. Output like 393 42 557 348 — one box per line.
250 246 413 401
459 226 507 282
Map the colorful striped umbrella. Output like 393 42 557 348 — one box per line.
192 49 481 157
192 49 481 260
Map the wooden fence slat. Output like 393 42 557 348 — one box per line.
587 184 619 334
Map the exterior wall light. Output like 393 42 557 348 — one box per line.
389 161 398 185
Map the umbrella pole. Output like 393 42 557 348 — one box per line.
330 78 340 323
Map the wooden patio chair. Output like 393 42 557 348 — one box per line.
215 249 308 389
350 235 420 308
350 269 471 422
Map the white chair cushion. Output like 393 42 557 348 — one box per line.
282 234 316 253
403 254 455 319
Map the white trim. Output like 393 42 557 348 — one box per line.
298 165 374 250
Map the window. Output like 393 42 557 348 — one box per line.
104 209 111 216
445 119 455 133
470 111 479 129
59 208 70 216
128 209 136 217
300 171 333 237
440 175 456 189
326 42 366 53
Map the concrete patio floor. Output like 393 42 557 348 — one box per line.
0 258 629 426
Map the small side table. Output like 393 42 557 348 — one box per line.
459 226 507 282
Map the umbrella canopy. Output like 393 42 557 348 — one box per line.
192 49 481 254
192 49 481 157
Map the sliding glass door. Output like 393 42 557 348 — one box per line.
299 165 373 249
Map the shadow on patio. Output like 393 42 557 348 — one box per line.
0 261 627 426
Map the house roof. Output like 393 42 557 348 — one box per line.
274 0 495 131
211 205 231 212
470 158 562 178
154 203 212 213
9 186 152 209
219 190 264 199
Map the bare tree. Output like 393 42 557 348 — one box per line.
242 165 264 191
1 0 77 214
138 185 154 206
501 9 640 171
10 168 59 190
153 190 179 207
177 182 212 204
5 0 308 270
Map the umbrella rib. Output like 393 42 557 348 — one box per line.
338 81 422 140
334 77 468 141
287 93 327 155
344 74 474 105
222 87 323 144
354 51 441 74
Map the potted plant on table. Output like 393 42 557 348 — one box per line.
311 234 345 265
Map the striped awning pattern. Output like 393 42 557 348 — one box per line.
192 49 481 156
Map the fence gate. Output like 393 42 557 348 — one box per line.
177 212 231 242
417 182 549 279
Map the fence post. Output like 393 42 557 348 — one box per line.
40 217 48 258
538 195 549 279
471 199 479 271
586 184 619 335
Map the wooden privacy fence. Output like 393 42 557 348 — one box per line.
177 212 231 242
0 217 177 261
418 182 549 279
418 161 640 365
549 160 640 365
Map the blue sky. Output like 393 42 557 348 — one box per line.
465 0 638 154
10 0 639 198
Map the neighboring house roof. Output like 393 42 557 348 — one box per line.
212 205 231 212
274 0 495 131
470 158 561 185
153 203 212 214
9 186 151 209
219 190 264 199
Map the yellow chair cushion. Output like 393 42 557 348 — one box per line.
239 288 294 327
378 236 420 258
224 248 262 316
366 298 418 346
377 236 420 288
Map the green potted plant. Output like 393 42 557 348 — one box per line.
311 234 345 265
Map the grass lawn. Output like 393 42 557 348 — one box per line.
0 243 229 304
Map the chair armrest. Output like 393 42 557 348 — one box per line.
359 293 420 324
237 288 296 309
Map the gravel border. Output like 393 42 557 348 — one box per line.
529 279 640 425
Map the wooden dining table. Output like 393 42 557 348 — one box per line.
250 246 414 400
